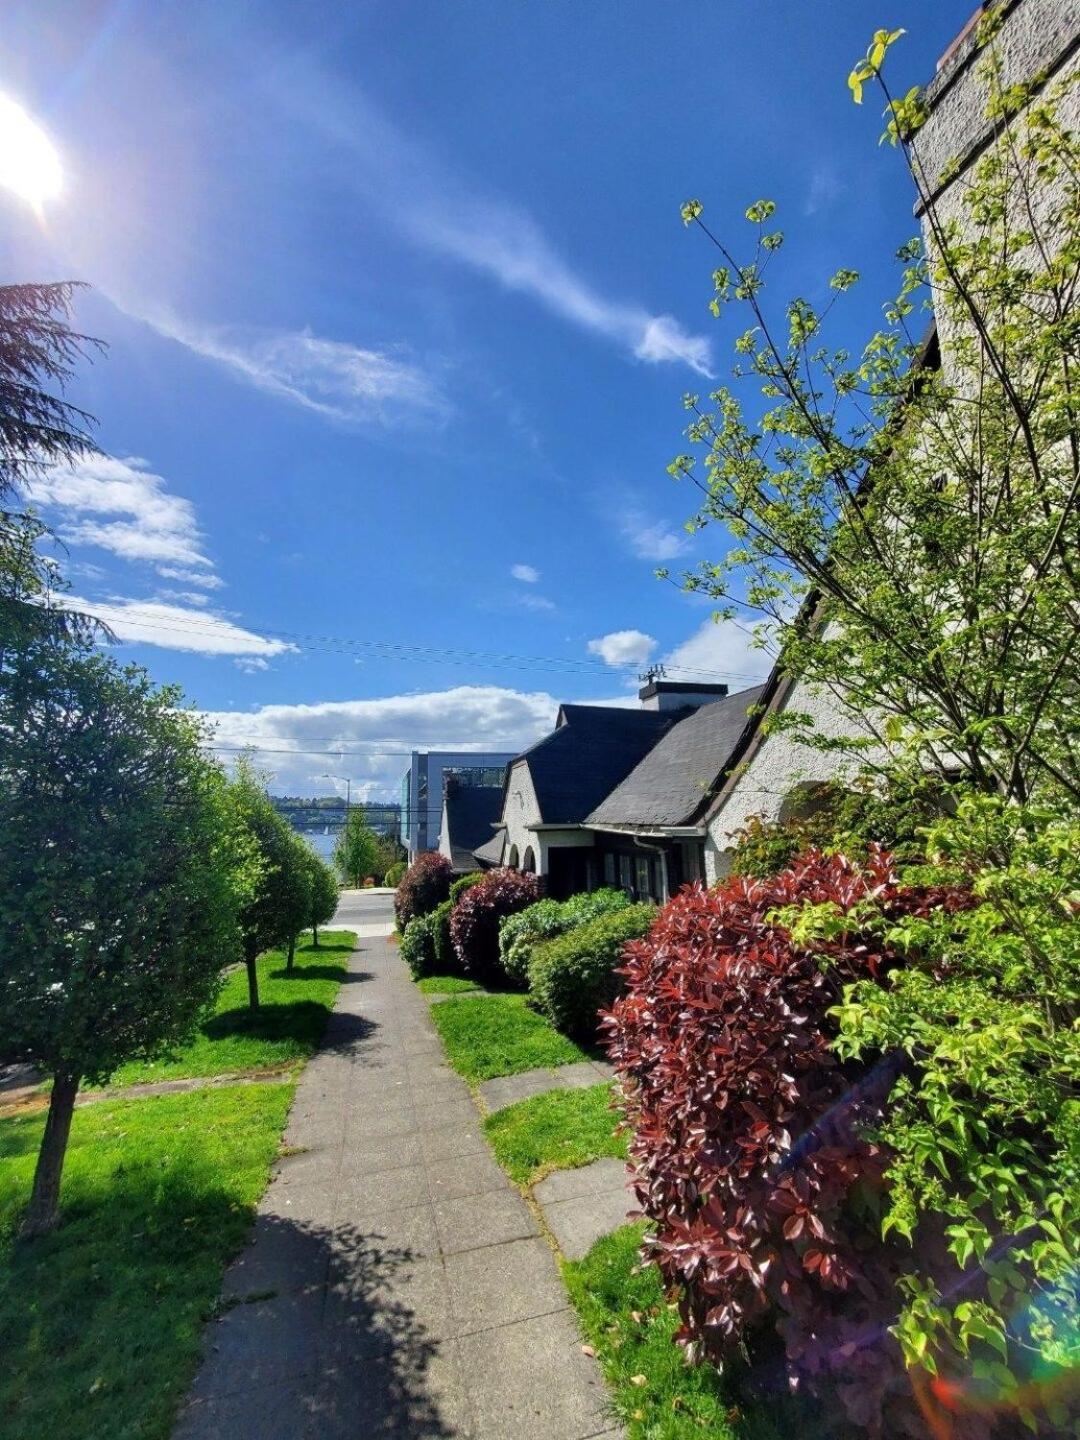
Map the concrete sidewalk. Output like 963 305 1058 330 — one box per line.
173 904 620 1440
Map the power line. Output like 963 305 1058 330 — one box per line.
55 603 765 683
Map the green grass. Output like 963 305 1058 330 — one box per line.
485 1082 627 1185
108 930 355 1085
566 1224 832 1440
429 992 588 1082
416 974 481 995
0 1083 293 1440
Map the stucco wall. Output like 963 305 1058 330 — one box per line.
704 670 878 882
500 759 541 867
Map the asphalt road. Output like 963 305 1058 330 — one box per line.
332 886 395 932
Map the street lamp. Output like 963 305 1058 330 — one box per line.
321 774 351 828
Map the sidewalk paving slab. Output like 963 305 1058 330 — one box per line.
478 1059 615 1115
172 905 623 1440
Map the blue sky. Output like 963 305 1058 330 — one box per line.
3 0 971 797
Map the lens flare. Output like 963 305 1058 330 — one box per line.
0 92 62 215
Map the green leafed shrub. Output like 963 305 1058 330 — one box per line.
529 903 654 1038
449 871 485 905
399 912 438 979
430 899 459 973
499 888 631 987
383 860 406 888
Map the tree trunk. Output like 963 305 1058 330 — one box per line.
246 950 260 1010
20 1069 80 1238
287 935 296 972
311 924 319 948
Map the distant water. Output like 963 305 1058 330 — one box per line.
302 830 338 863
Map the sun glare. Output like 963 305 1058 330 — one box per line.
0 91 62 214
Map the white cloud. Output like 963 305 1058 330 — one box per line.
271 63 713 376
64 595 294 659
662 617 774 686
139 311 448 425
619 506 690 562
511 563 540 584
511 593 556 613
156 566 225 590
200 685 562 794
157 588 211 607
25 455 211 570
587 629 658 668
235 656 270 673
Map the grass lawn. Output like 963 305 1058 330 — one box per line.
485 1082 627 1185
0 1083 293 1440
416 975 481 995
430 992 589 1083
108 930 355 1085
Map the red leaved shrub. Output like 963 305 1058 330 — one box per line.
394 852 452 929
450 868 541 985
602 848 973 1438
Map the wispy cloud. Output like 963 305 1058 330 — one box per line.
511 563 540 584
271 62 713 377
587 629 658 667
157 565 224 590
619 505 691 562
64 595 294 659
511 592 555 613
132 310 449 425
662 617 773 685
26 455 211 570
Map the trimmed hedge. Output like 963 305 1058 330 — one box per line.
383 860 407 888
602 854 974 1434
430 898 458 973
449 871 485 905
528 903 654 1038
450 868 540 985
394 852 452 929
399 912 438 979
499 887 631 988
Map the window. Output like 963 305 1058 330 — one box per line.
635 854 651 901
603 852 616 887
618 854 633 892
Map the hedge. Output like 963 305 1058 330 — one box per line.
499 887 630 988
383 860 407 888
430 898 458 973
394 852 452 929
449 871 485 905
528 902 654 1038
399 912 439 979
450 868 540 986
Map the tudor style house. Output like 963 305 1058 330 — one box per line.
468 677 765 902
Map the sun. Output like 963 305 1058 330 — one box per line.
0 91 62 215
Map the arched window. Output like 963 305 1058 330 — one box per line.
521 846 536 874
507 845 519 869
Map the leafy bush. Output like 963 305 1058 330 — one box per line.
499 888 631 987
430 899 459 973
832 797 1080 1421
449 871 485 905
383 860 406 888
399 912 438 979
603 852 975 1435
529 903 654 1038
450 869 540 986
394 852 452 929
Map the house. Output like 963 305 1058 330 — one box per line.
477 678 764 901
398 750 515 860
436 776 505 875
702 0 1077 878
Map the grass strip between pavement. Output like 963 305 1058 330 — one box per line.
416 974 480 995
0 1083 294 1440
484 1081 627 1186
109 929 355 1084
429 991 588 1082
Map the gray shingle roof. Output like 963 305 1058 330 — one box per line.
585 685 766 829
472 828 506 867
521 705 683 825
443 785 505 872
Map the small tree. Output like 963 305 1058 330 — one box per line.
0 635 244 1236
226 757 301 1010
280 832 314 972
334 808 381 888
308 851 339 947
